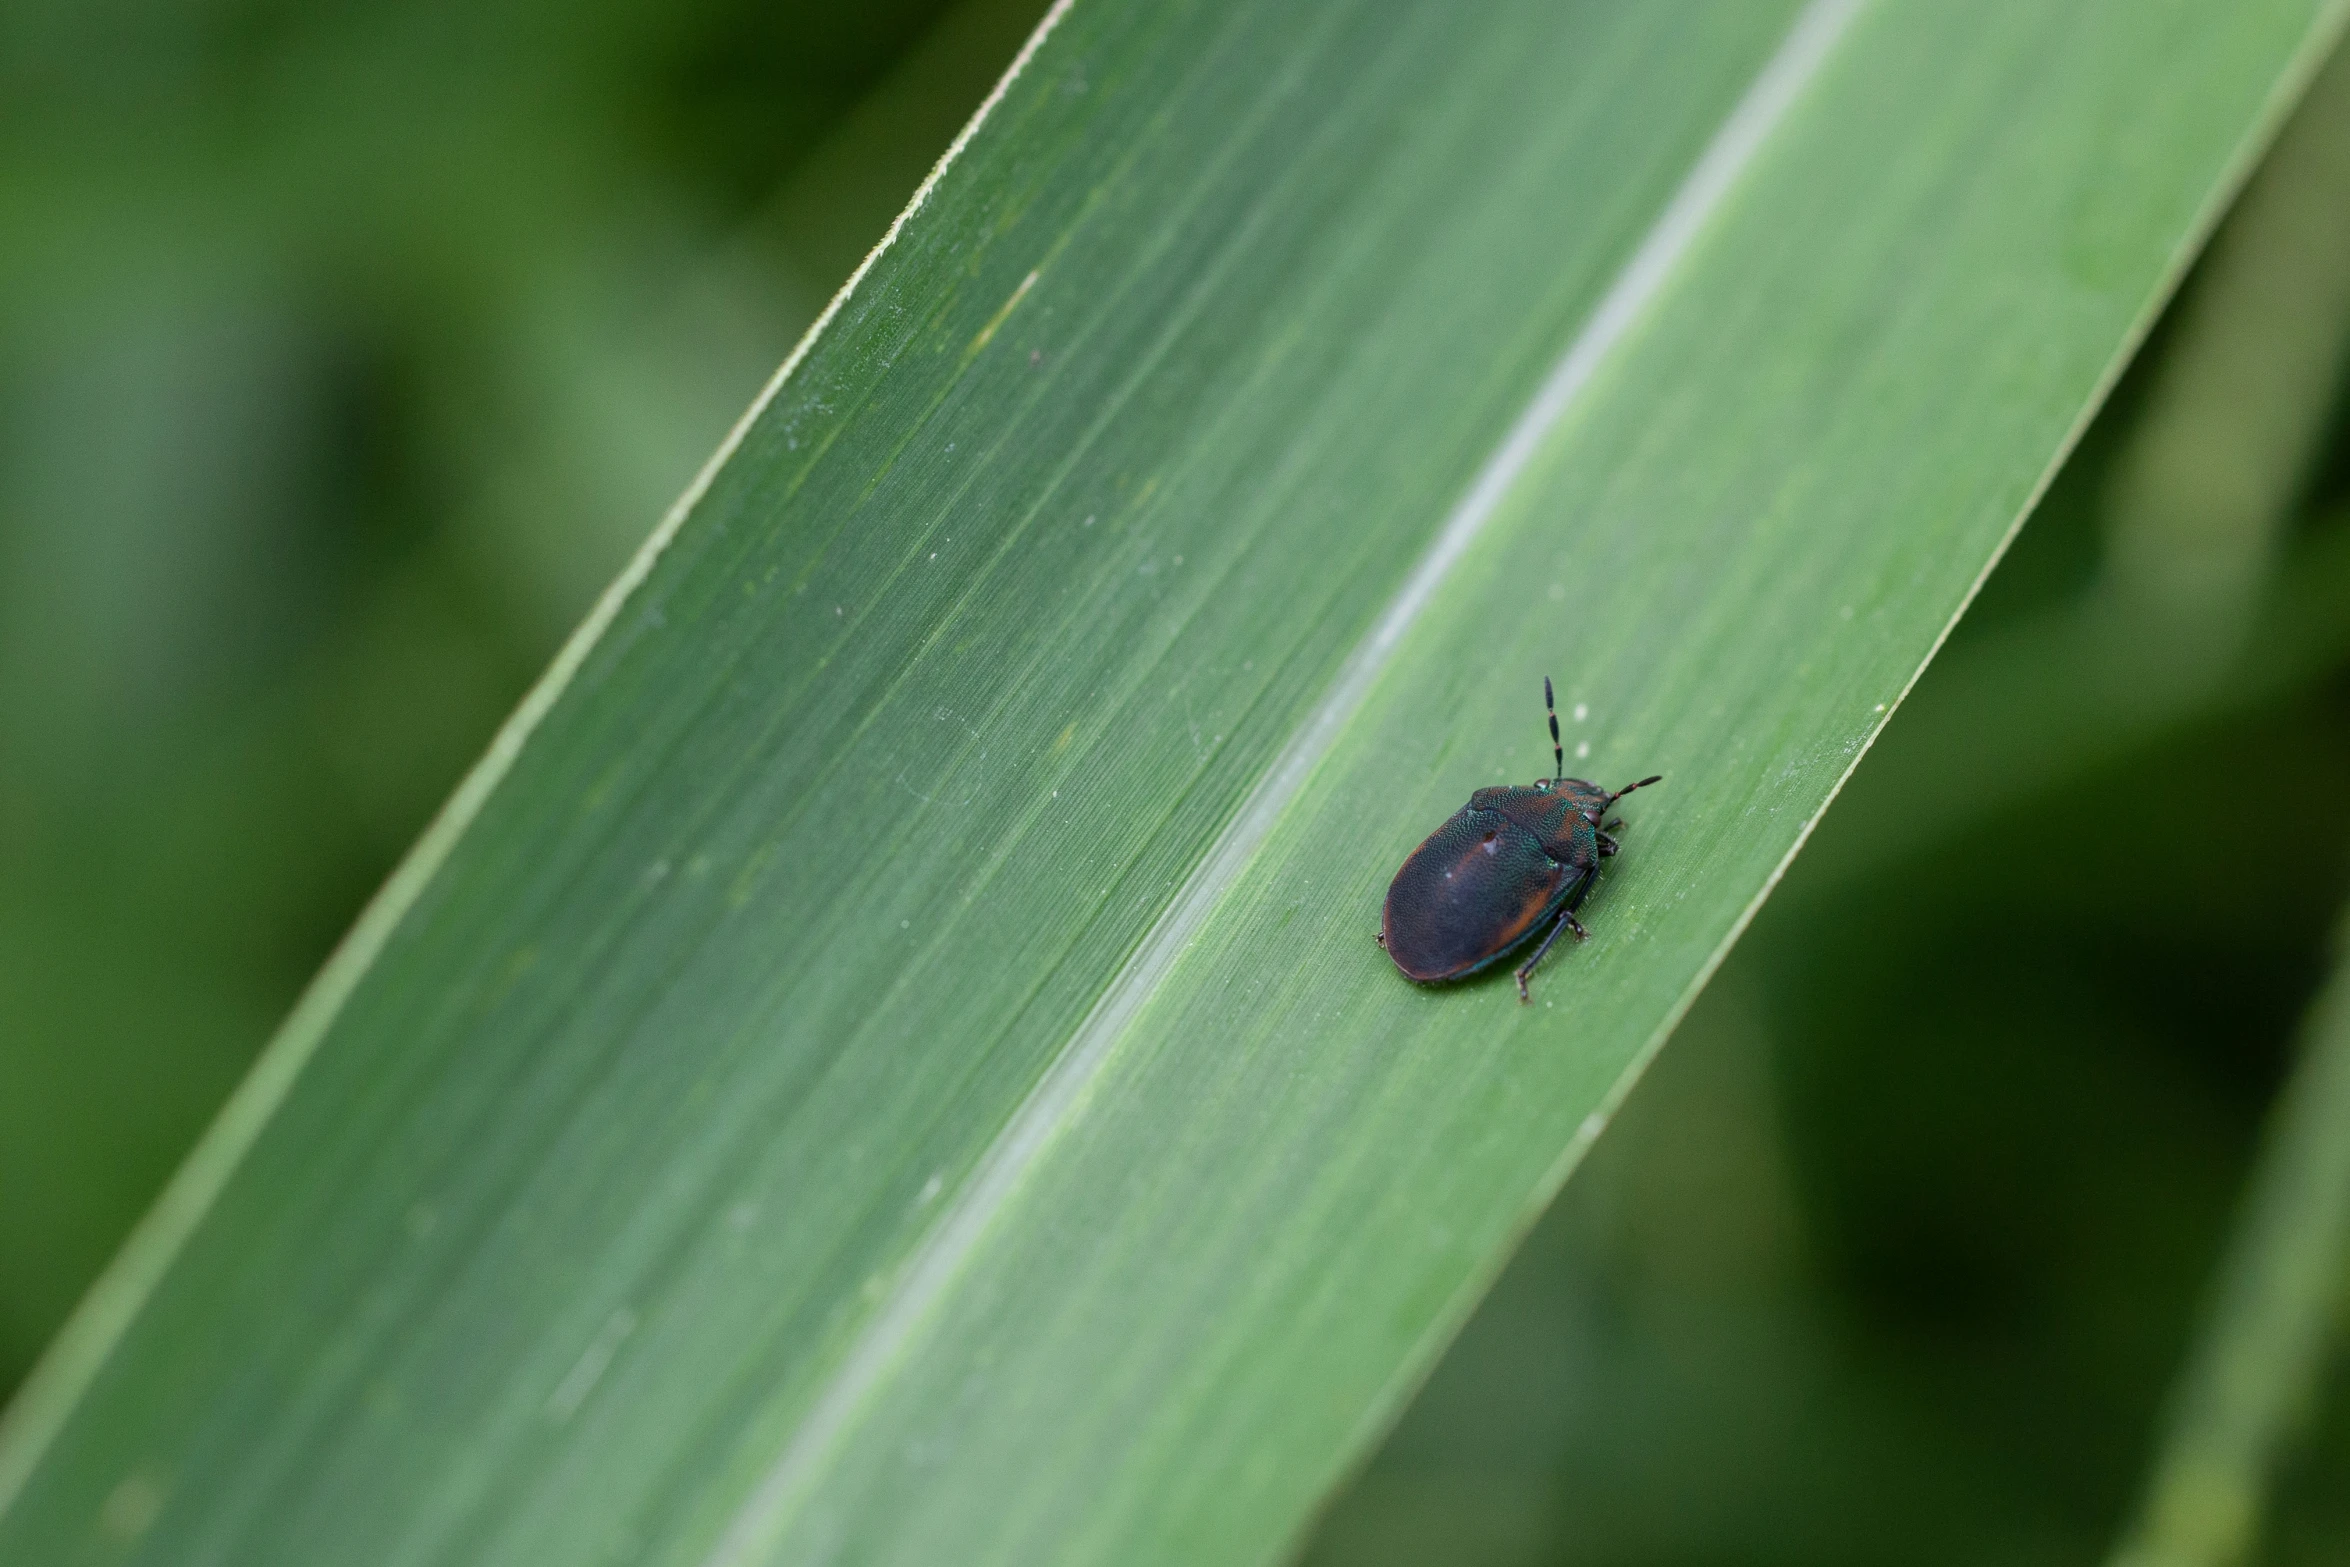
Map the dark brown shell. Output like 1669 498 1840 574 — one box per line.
1380 806 1582 982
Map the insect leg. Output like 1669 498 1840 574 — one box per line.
1515 872 1592 1002
1515 912 1576 1003
1597 832 1619 857
1566 867 1598 914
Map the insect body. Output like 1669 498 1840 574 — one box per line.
1378 678 1659 1002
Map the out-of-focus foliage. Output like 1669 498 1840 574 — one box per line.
0 0 1041 1392
1305 38 2350 1567
2116 908 2350 1567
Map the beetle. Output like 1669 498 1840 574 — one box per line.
1377 678 1660 1003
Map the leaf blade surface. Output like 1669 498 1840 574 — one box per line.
1 1 2340 1564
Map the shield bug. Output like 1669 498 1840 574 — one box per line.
1378 678 1660 1002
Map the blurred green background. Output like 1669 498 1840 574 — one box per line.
0 0 1041 1391
4 3 2349 1563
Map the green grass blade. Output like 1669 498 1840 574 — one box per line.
1 2 2342 1564
2111 906 2350 1567
2104 31 2350 648
1798 35 2350 892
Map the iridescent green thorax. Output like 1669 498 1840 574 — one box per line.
1467 778 1610 865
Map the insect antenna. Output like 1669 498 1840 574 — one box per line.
1609 774 1664 805
1543 676 1562 781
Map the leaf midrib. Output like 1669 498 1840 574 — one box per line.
692 3 1867 1557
